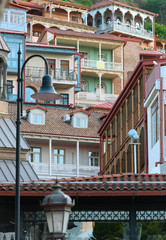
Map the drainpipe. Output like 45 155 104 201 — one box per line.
99 136 102 175
24 33 27 102
156 77 164 166
113 3 114 32
143 66 148 173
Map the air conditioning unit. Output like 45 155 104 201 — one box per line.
63 114 70 122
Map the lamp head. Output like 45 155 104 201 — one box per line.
128 129 139 141
31 74 63 101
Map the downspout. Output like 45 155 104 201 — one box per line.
24 33 27 102
143 66 148 173
113 3 114 32
123 41 127 88
156 76 163 166
99 135 102 175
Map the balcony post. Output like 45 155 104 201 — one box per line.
99 42 101 61
77 40 80 53
98 72 102 100
30 21 33 42
67 9 71 22
76 140 79 177
2 64 7 100
49 138 52 175
84 12 87 25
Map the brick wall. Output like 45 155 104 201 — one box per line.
0 148 28 161
114 41 141 88
124 41 141 86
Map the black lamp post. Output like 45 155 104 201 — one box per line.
15 46 63 240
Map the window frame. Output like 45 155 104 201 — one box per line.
53 149 65 164
151 98 159 147
29 147 41 163
89 152 99 166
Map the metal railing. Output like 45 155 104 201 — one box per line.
76 59 123 71
30 162 99 178
25 66 77 81
75 91 118 102
95 20 153 40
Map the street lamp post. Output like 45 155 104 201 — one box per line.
15 47 63 240
41 182 75 240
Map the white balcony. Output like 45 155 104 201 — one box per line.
75 91 118 103
77 59 123 72
30 162 99 179
25 66 77 85
95 21 154 40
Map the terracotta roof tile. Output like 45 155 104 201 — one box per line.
17 0 44 9
89 0 158 16
27 14 96 31
9 104 102 138
140 50 162 56
40 28 124 43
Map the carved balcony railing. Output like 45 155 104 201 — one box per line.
25 66 77 82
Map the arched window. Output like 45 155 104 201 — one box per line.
96 82 106 94
81 80 88 92
25 87 36 103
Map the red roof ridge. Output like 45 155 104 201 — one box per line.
70 109 91 116
26 105 47 113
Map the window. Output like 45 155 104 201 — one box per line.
134 84 138 108
81 80 88 92
151 99 159 147
32 114 43 125
72 16 78 23
7 80 13 98
98 54 107 62
29 147 41 163
53 149 65 164
80 51 89 66
60 94 69 105
76 117 86 128
89 152 99 166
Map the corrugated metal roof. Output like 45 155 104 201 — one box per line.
0 34 10 52
0 118 30 150
0 160 38 183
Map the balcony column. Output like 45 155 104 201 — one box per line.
0 67 3 98
122 13 124 30
77 40 80 52
84 11 87 25
49 138 52 176
30 22 33 42
98 72 103 100
2 64 7 100
67 9 71 22
76 140 80 177
162 43 166 53
132 15 135 30
99 42 101 61
75 55 81 87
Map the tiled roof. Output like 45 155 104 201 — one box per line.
86 102 114 111
27 14 96 31
9 104 102 138
0 34 10 52
26 42 76 50
17 0 44 10
1 174 166 197
51 0 88 10
89 0 158 16
70 109 91 116
26 105 47 113
140 50 162 56
39 28 124 43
